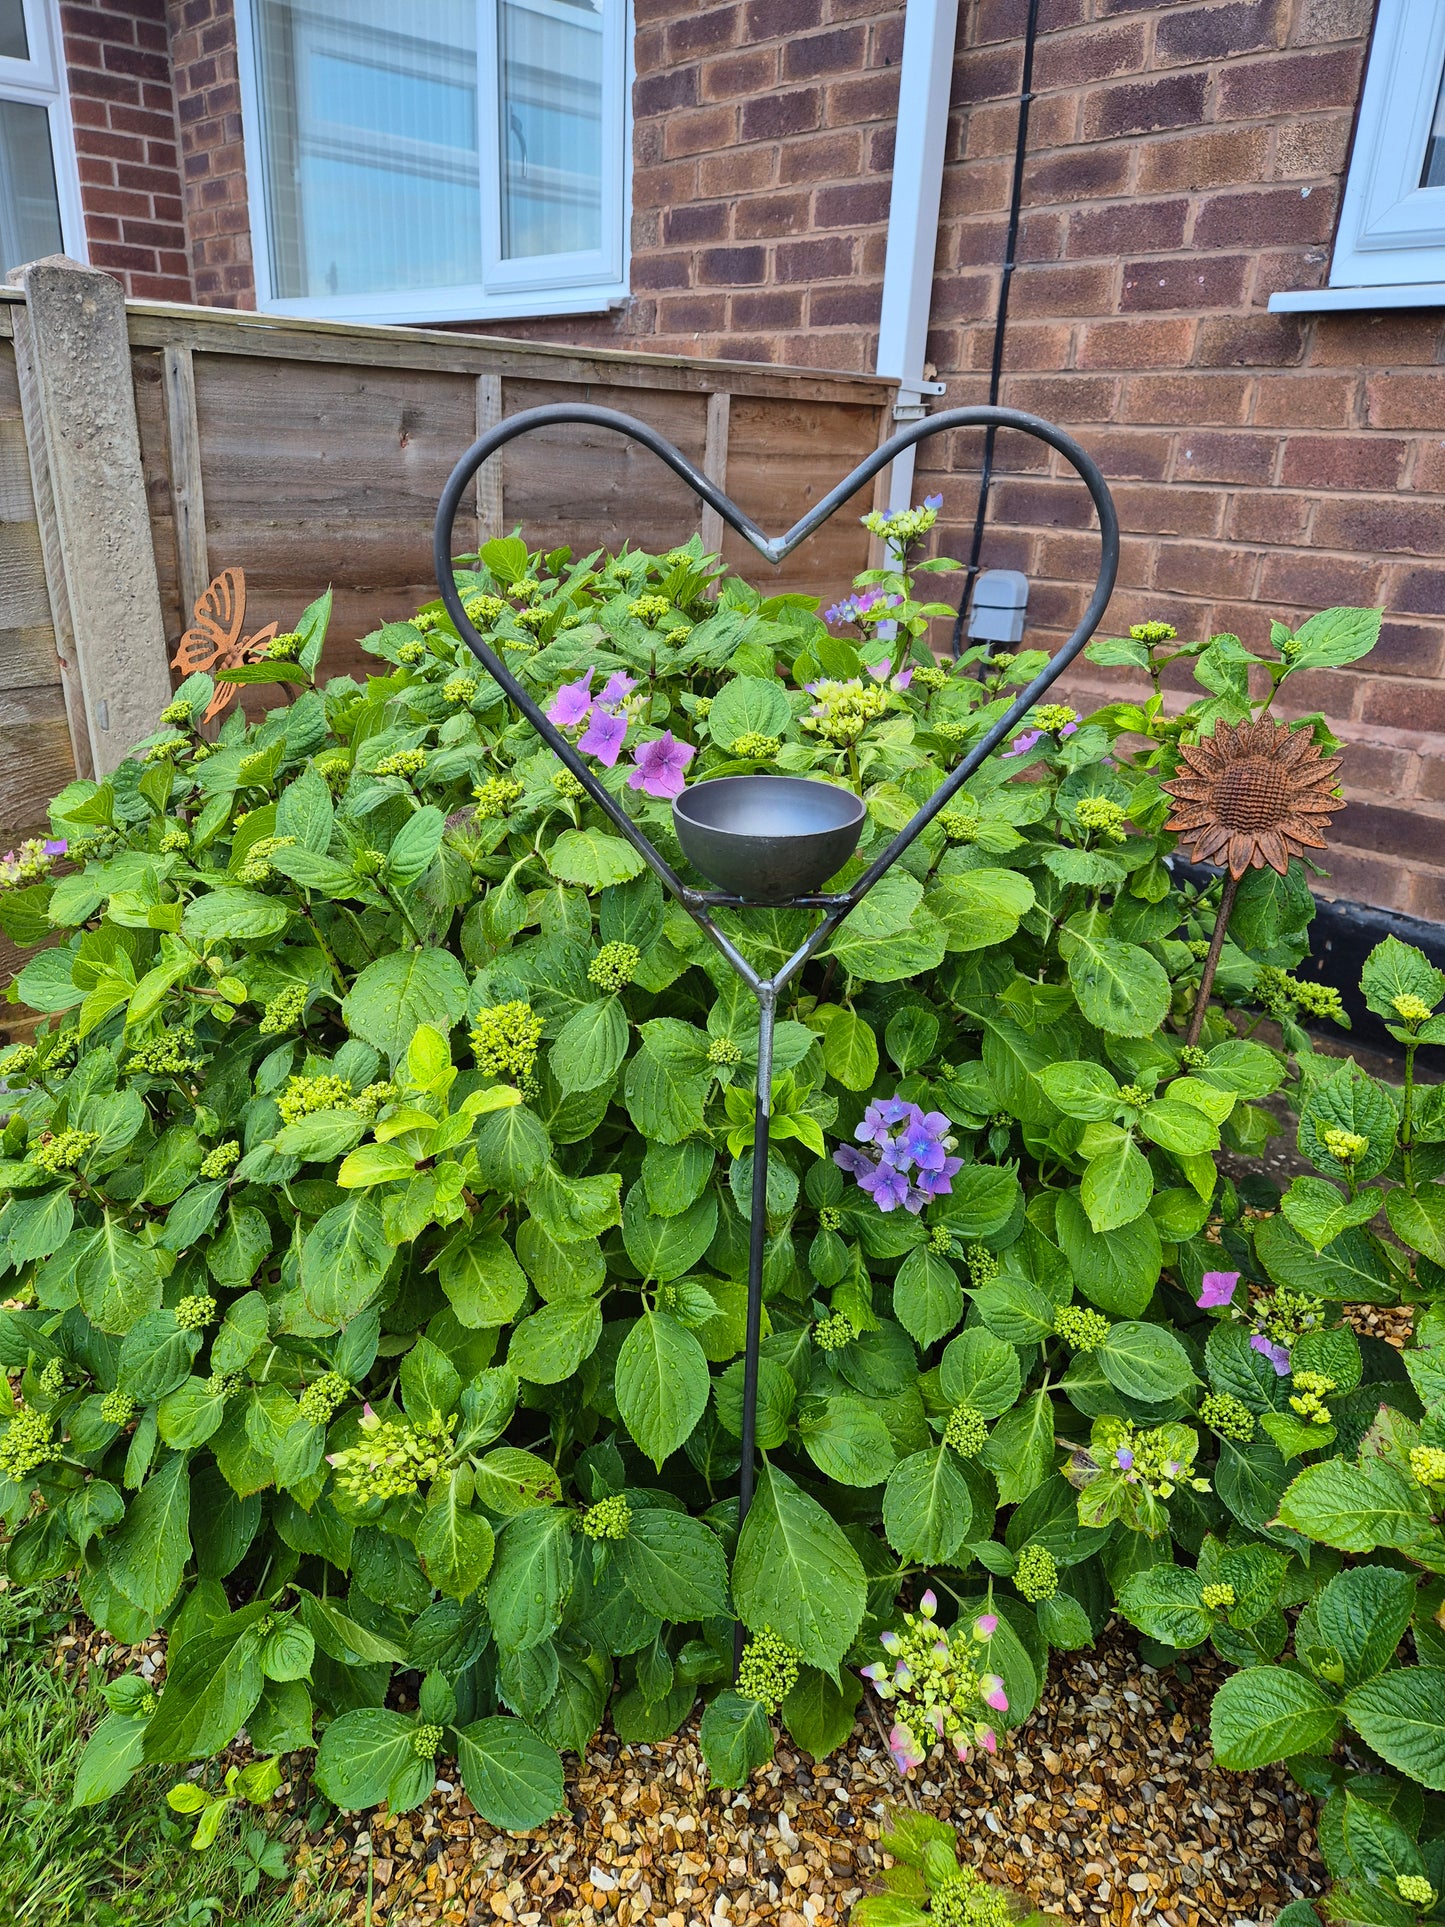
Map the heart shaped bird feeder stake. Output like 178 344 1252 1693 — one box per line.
435 403 1119 1669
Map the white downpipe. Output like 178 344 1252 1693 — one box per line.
875 0 960 513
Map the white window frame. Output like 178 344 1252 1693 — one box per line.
0 0 87 268
235 0 631 327
1273 0 1445 313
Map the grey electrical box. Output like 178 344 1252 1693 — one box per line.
966 569 1029 646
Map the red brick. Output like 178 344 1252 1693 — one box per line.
807 282 882 327
1080 72 1208 141
1193 184 1338 250
1033 22 1147 91
1137 128 1272 194
1155 541 1258 600
1121 374 1252 427
1120 256 1249 312
1154 0 1285 63
733 191 810 240
665 5 740 59
1367 622 1445 679
776 132 862 185
784 26 868 80
1366 374 1445 432
1008 261 1115 317
1391 571 1445 620
731 289 805 330
1253 374 1358 427
1111 476 1222 530
1217 46 1364 117
1194 314 1305 370
1076 317 1196 369
1227 492 1311 546
740 89 821 142
1022 146 1132 202
745 0 822 34
1174 433 1279 485
695 245 767 287
662 201 728 245
1279 436 1407 492
635 67 698 116
1067 199 1189 260
1258 551 1386 608
663 105 736 159
631 253 692 292
1313 499 1445 556
815 180 891 228
1311 315 1445 369
775 235 855 281
698 146 776 196
700 48 776 101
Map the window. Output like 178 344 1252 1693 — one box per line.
1272 0 1445 313
237 0 630 325
0 0 85 274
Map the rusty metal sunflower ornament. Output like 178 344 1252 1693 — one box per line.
1161 716 1343 1044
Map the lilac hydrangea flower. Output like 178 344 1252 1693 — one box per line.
833 1142 873 1178
898 1109 953 1172
1115 1447 1135 1471
857 1096 913 1145
627 731 695 800
578 704 627 767
44 840 66 857
857 1160 914 1212
1003 728 1042 760
598 670 636 708
1251 1334 1292 1376
924 493 943 511
547 670 595 727
1196 1270 1240 1310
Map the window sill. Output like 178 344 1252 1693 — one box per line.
253 283 630 329
1269 284 1445 313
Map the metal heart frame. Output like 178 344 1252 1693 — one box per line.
434 403 1119 1664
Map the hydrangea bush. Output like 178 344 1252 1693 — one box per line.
0 506 1430 1908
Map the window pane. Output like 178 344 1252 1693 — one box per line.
0 99 62 273
255 0 480 298
1423 61 1445 187
0 0 29 61
498 0 604 261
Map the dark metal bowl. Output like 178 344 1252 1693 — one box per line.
672 774 866 904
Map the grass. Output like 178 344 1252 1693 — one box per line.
0 1581 348 1927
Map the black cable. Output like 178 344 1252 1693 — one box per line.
951 0 1043 657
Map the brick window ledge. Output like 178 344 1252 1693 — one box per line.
1270 285 1445 313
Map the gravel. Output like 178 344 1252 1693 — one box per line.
291 1630 1322 1927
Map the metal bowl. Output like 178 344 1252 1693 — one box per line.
672 774 865 904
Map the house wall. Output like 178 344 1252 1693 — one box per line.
48 0 1445 921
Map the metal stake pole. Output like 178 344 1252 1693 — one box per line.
733 986 775 1672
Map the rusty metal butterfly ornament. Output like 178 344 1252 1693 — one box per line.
171 567 279 722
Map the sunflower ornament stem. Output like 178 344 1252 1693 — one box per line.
1185 870 1239 1048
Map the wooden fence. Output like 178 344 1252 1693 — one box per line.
0 256 895 906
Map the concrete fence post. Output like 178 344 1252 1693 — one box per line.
8 255 172 775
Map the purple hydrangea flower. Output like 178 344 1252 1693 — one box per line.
833 1142 872 1178
924 493 943 511
1196 1270 1240 1310
547 670 595 727
1003 728 1042 760
43 839 66 858
578 703 627 767
858 1160 914 1212
1251 1333 1292 1376
598 670 636 708
857 1096 913 1146
898 1108 953 1173
913 1158 963 1199
1115 1447 1135 1471
627 731 695 800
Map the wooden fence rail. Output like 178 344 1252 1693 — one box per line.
0 254 895 1007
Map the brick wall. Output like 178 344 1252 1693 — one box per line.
484 0 1445 925
164 0 254 305
50 0 1445 919
60 0 191 300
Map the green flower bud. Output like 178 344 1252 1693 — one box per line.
735 1628 802 1713
588 943 641 993
944 1403 989 1458
580 1493 632 1541
1013 1543 1058 1603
